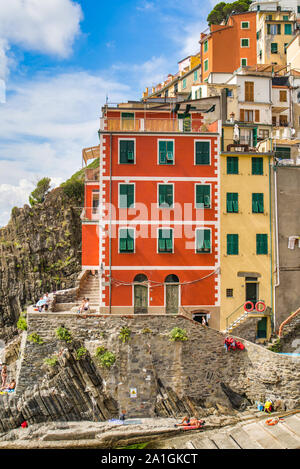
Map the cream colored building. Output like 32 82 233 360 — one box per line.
220 150 274 340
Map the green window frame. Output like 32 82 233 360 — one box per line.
271 42 278 53
194 70 198 81
241 38 249 47
252 193 264 213
227 156 239 174
158 184 173 208
204 40 208 52
283 15 289 20
182 78 187 89
119 184 134 209
252 157 263 175
284 23 292 35
226 193 238 213
256 234 268 255
196 185 211 209
158 229 173 253
119 140 135 164
275 147 291 159
241 21 249 29
195 141 210 165
204 59 208 72
227 234 239 255
119 228 134 253
241 58 247 67
196 229 211 253
159 140 174 164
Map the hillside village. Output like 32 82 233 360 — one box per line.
80 0 300 344
0 0 300 449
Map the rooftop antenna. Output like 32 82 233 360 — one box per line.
106 94 109 104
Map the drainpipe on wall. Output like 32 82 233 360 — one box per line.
109 133 112 314
273 164 280 333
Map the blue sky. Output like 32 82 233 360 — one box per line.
0 0 220 226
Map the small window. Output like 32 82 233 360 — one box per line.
279 90 287 102
284 23 292 35
119 184 134 209
283 15 289 20
195 141 210 165
227 234 239 255
226 288 233 298
196 229 211 253
194 70 198 81
227 156 239 174
252 157 263 175
182 78 187 89
159 140 174 164
241 21 249 29
241 58 247 67
119 229 134 253
256 234 268 255
226 193 238 213
284 43 288 54
204 59 209 72
158 184 173 208
92 192 99 215
195 185 211 209
271 43 278 54
158 229 173 253
241 38 249 47
119 140 135 164
252 193 264 213
204 40 208 52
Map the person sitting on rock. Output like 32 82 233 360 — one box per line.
2 379 16 393
36 297 46 312
43 293 50 311
78 298 86 314
83 298 90 313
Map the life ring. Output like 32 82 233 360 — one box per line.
255 301 266 312
244 301 254 312
265 418 279 426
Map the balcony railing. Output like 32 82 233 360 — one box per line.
101 117 205 133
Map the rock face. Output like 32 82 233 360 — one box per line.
0 313 299 433
0 187 82 342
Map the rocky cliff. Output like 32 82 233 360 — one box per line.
0 176 86 342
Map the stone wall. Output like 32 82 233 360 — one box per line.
280 312 300 353
13 312 300 419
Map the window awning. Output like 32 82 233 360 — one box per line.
272 106 289 114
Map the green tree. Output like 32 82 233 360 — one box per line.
207 0 252 26
29 177 51 206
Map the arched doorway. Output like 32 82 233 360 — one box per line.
165 274 179 314
133 274 148 314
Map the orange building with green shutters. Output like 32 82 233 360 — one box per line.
81 102 221 329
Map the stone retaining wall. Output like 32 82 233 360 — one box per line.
15 312 300 415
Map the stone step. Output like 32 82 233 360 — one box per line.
190 436 218 449
211 433 241 449
261 420 300 449
228 428 263 449
243 421 284 449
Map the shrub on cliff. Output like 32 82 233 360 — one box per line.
207 0 251 25
95 347 116 368
55 326 72 343
29 177 51 206
17 313 27 331
169 327 188 342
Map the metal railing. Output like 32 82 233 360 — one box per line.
225 300 270 332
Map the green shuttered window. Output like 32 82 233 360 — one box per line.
227 234 239 255
119 229 134 253
227 156 238 174
196 185 211 208
252 157 263 175
159 141 174 164
195 141 210 165
257 234 268 255
196 229 211 253
158 184 173 207
119 184 134 208
226 193 238 213
119 140 134 164
252 193 264 213
158 229 173 253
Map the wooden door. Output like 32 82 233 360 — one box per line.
257 317 267 339
134 284 148 314
166 284 179 314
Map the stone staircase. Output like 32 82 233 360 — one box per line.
53 273 100 313
156 412 300 449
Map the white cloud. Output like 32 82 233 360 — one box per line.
0 0 83 78
0 70 135 227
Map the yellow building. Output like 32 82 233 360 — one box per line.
220 148 274 342
256 9 297 66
